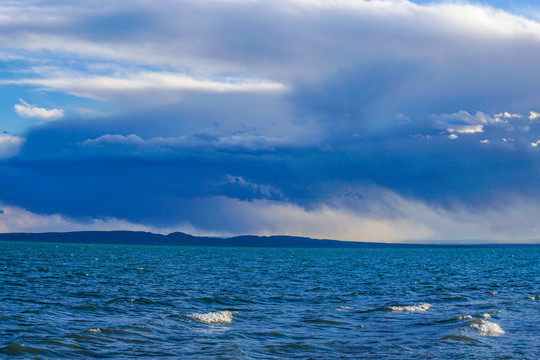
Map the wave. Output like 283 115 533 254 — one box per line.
442 334 481 343
84 327 131 335
336 306 355 312
468 319 505 336
302 318 351 325
186 311 237 324
0 344 49 356
387 303 432 312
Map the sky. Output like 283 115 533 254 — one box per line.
1 0 540 243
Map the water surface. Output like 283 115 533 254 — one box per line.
1 242 538 358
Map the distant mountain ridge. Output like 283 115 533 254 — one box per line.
0 231 538 248
0 231 386 248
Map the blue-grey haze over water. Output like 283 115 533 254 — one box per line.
0 242 538 359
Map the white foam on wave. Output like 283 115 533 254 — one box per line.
336 306 354 312
388 303 432 312
87 328 101 334
527 295 537 300
468 319 505 336
458 315 473 320
187 311 237 324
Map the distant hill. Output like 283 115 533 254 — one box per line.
0 231 538 248
0 231 379 248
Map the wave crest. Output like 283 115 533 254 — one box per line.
187 311 237 324
388 303 432 312
468 319 505 336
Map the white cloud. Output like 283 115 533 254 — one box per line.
0 205 158 234
0 133 24 158
494 112 522 122
194 190 540 243
529 110 540 120
531 140 540 147
232 200 435 243
435 111 489 134
82 133 291 151
449 134 459 140
4 72 287 101
435 110 539 134
480 139 490 144
1 1 540 103
14 99 64 120
83 134 145 146
448 124 484 134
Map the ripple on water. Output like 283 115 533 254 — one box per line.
301 317 351 326
438 311 496 324
0 344 51 356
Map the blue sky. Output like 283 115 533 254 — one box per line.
1 0 540 242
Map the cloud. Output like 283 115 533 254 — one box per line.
0 204 157 234
433 110 540 135
14 99 64 120
216 197 436 243
4 190 538 243
434 111 490 134
3 1 540 67
494 112 522 123
2 0 540 112
1 121 540 242
213 175 285 201
82 133 291 152
1 1 540 241
529 111 540 120
451 125 484 134
5 72 286 102
0 133 25 158
252 193 540 243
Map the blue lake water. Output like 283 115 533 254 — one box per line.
0 242 538 359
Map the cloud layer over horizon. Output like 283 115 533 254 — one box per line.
1 0 540 242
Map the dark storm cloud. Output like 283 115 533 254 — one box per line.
1 109 538 231
1 1 540 240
